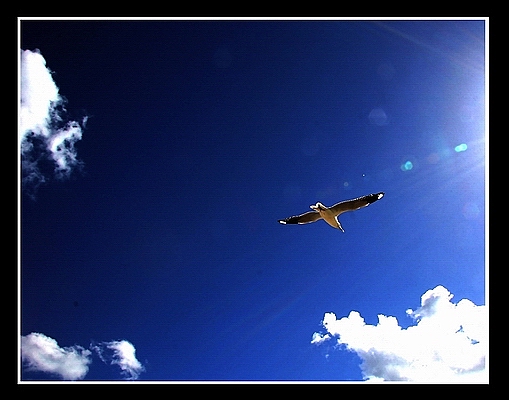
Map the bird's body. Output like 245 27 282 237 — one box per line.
278 192 384 232
310 202 342 229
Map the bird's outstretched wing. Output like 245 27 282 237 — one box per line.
278 210 321 225
328 192 384 216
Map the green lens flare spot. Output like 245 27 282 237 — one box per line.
401 161 413 171
454 143 468 152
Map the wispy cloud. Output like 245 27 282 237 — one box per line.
20 332 92 380
92 340 145 380
19 49 86 195
20 333 144 381
312 285 487 382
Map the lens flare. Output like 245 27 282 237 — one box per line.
368 108 388 126
401 161 413 171
462 202 481 220
455 143 468 152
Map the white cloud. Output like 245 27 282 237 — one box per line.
93 340 145 380
20 332 92 380
310 332 331 345
21 333 145 381
20 49 85 192
312 286 487 383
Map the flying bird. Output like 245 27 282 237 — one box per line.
278 192 384 232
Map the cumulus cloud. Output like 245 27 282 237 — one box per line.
310 332 331 345
20 332 92 380
20 333 144 381
312 286 487 383
92 340 145 380
20 49 85 194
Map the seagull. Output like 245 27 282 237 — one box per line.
278 192 384 232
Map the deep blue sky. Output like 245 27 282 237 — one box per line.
20 19 485 381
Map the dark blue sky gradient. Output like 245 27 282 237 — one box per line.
20 20 485 381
